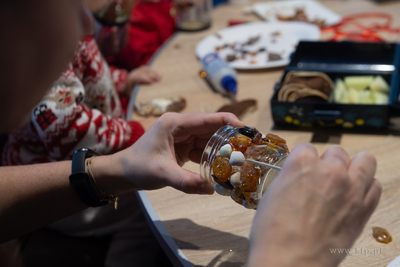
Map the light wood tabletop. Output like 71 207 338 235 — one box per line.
127 1 400 266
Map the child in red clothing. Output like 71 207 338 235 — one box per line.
108 0 176 70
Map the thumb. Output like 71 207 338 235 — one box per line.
163 162 214 195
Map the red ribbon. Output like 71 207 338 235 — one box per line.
321 13 400 42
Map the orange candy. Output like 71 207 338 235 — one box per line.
372 227 392 244
252 132 263 144
259 139 289 153
266 133 287 144
240 163 261 192
248 198 256 204
277 143 289 152
212 156 232 182
230 134 252 153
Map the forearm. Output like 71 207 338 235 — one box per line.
0 160 83 243
0 112 244 243
0 155 132 243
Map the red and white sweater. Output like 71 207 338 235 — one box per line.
2 37 144 165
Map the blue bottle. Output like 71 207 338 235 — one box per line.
201 53 238 99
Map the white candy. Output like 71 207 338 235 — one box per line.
230 151 245 166
219 144 233 158
214 184 231 196
243 199 257 209
230 172 241 188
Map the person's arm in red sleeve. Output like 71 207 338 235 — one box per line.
109 65 129 97
29 70 145 161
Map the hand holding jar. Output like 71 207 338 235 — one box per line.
248 144 381 267
108 112 245 195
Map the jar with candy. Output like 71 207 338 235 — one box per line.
200 125 289 209
173 0 212 31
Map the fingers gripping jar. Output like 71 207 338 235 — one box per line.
200 125 289 209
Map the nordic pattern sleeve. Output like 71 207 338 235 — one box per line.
109 65 129 96
30 68 144 161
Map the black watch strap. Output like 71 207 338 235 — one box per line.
69 148 108 207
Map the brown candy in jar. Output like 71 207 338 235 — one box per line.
239 163 261 193
229 134 252 153
211 155 232 182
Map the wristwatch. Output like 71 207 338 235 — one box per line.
69 148 109 207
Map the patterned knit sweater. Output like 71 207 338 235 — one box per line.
2 37 144 165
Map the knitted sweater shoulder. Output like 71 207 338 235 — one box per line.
2 37 144 165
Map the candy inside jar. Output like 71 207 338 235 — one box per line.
200 125 289 209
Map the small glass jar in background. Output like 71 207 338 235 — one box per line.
173 0 212 31
93 0 135 27
92 0 135 57
200 125 289 209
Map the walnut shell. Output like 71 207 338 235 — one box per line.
135 97 186 116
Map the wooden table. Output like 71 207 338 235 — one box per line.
127 1 400 266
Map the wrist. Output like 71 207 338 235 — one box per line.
89 154 133 195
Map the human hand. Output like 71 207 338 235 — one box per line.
110 112 244 194
125 66 162 95
248 144 381 267
138 116 158 131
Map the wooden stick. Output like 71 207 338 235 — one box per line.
246 159 282 171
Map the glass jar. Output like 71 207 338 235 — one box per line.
93 0 135 27
173 0 212 31
200 125 289 209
